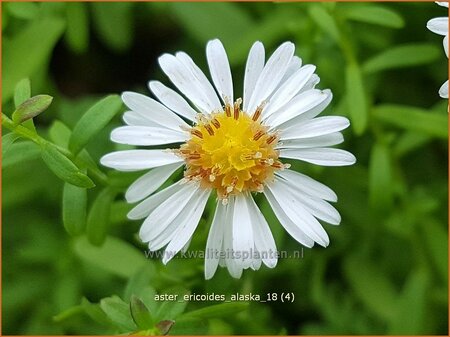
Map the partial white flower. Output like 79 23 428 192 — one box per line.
101 39 356 279
427 1 449 98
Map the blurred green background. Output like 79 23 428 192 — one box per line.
2 1 448 335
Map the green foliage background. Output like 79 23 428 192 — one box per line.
2 1 448 335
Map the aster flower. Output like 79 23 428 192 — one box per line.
427 1 449 98
101 39 356 279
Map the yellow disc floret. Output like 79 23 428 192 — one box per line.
177 99 289 202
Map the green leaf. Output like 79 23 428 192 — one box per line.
343 255 397 321
169 3 253 47
155 320 175 335
389 269 429 334
92 2 133 52
421 221 447 281
3 141 40 168
369 143 393 211
12 95 53 124
40 142 95 188
179 302 249 320
2 132 19 157
62 182 87 236
100 296 136 332
362 44 441 74
342 5 404 28
13 78 31 108
130 296 154 330
69 95 122 155
5 2 39 20
372 104 448 139
345 63 367 135
81 297 113 327
3 18 65 102
73 236 148 278
86 187 115 246
308 5 340 42
48 120 71 148
124 264 156 303
155 287 190 320
65 2 89 54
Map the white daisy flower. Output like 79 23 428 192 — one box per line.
101 39 356 279
427 1 449 98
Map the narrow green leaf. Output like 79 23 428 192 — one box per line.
69 95 122 155
394 132 431 157
179 302 249 320
389 269 429 334
362 44 441 74
100 296 136 332
421 220 447 281
65 2 89 54
342 5 404 28
372 104 448 139
2 133 19 157
13 78 31 108
3 18 65 102
12 94 53 124
308 5 340 42
62 182 87 236
169 2 253 47
3 141 40 168
81 297 113 327
346 63 367 135
40 142 95 188
156 320 175 335
74 236 148 278
130 296 154 330
343 255 397 321
369 143 393 211
92 3 133 52
124 264 156 303
48 120 71 148
5 2 39 20
86 188 115 246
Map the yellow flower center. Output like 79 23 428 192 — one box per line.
177 99 288 203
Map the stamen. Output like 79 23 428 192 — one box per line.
252 103 265 121
204 124 214 136
253 130 264 141
209 174 216 182
266 135 278 144
233 98 242 120
211 118 220 129
222 198 229 205
225 104 232 117
188 153 201 160
191 129 203 139
254 152 262 159
226 186 234 193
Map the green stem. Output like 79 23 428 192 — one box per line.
2 113 108 186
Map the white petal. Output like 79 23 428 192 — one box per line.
277 132 344 149
243 42 265 111
263 188 315 247
232 194 254 269
443 35 449 57
139 183 200 241
439 80 449 98
277 178 341 225
125 162 182 203
206 39 233 104
280 116 350 140
300 74 321 93
205 202 226 279
427 17 448 36
265 89 329 128
224 197 243 278
247 42 295 114
280 56 303 83
111 126 187 146
127 182 183 220
246 196 277 268
149 81 198 121
176 52 223 111
122 92 189 131
162 189 210 264
275 169 338 202
263 65 316 119
280 148 356 166
436 2 449 8
158 53 218 114
266 183 329 247
276 89 333 129
100 150 182 171
123 111 160 127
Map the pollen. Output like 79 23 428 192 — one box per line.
177 99 285 199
